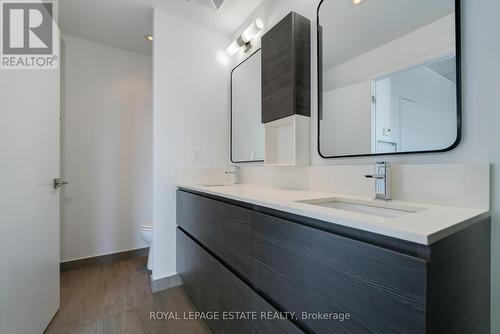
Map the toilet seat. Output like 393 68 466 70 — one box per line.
139 223 153 271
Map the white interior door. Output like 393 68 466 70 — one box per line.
0 68 60 332
400 97 421 152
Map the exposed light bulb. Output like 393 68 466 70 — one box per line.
226 18 264 57
145 35 154 41
226 40 240 56
241 19 265 43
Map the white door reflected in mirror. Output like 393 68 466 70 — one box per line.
374 55 457 154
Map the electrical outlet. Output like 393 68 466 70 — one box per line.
192 149 201 163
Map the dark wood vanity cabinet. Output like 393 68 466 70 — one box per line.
176 189 491 334
261 12 311 123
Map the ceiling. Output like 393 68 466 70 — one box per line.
320 0 455 69
427 56 456 83
59 0 263 55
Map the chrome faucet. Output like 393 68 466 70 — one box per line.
225 166 240 184
365 162 391 201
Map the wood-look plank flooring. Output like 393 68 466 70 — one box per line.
44 257 211 334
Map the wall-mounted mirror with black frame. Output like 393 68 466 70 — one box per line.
230 49 265 163
317 0 461 158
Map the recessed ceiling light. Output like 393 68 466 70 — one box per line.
352 0 366 5
145 35 154 41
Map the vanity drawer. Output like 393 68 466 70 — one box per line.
177 228 222 334
177 190 252 278
252 212 427 334
178 227 302 334
177 228 255 334
219 261 253 334
251 292 303 334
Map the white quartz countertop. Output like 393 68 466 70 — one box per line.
178 183 490 245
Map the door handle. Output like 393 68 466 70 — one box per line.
53 178 69 189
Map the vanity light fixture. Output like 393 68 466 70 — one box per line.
226 19 264 56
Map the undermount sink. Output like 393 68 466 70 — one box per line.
198 184 231 187
296 197 425 218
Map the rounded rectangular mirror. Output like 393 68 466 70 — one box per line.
318 0 461 158
231 49 265 163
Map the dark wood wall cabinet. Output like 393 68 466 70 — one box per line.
261 12 311 123
176 189 491 334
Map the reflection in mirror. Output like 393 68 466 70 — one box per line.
374 55 457 153
318 0 460 158
231 49 264 163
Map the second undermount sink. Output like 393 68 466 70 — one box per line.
198 184 232 187
296 197 425 218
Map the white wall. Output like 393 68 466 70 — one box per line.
322 14 455 91
60 34 152 262
152 9 229 280
234 0 500 331
321 81 371 156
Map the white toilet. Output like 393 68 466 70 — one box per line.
139 223 153 271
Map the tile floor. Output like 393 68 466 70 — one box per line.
44 257 211 334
